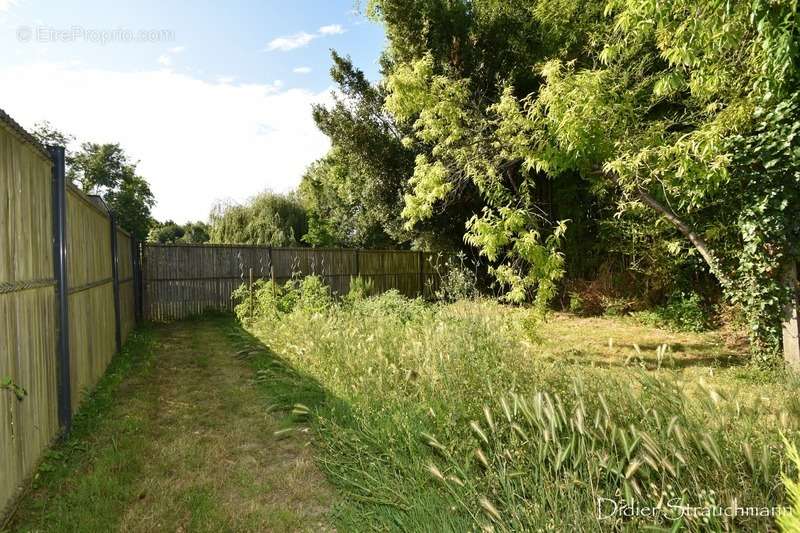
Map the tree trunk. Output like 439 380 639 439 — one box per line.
782 261 800 370
635 187 731 287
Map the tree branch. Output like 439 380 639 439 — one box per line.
636 187 730 286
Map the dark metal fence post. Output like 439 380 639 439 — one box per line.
418 251 424 297
49 145 72 433
131 238 141 323
355 249 360 277
110 215 122 353
137 241 145 321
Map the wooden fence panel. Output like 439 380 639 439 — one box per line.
1 111 141 521
65 187 116 414
0 120 59 518
143 245 447 320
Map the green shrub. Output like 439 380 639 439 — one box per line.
433 252 479 302
232 274 332 323
344 276 374 304
636 292 710 332
567 291 584 314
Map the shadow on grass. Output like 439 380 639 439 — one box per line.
218 317 352 424
540 346 749 371
215 316 470 532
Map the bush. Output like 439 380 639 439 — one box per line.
635 292 710 332
232 274 332 323
433 252 479 302
344 276 374 304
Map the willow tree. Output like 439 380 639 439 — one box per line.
378 0 799 354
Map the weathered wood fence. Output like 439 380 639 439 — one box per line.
0 110 141 520
142 244 446 321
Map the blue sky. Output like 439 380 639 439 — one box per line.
0 0 387 222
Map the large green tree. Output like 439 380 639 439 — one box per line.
372 0 799 355
302 51 482 250
32 124 156 241
209 191 308 246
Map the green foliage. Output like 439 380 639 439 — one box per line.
232 274 332 324
300 52 413 249
721 91 800 357
781 438 800 533
344 276 374 303
148 220 210 244
66 142 155 240
209 191 308 246
1 376 27 401
371 0 800 356
430 252 479 302
635 292 710 333
31 122 156 240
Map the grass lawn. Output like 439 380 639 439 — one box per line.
4 318 334 533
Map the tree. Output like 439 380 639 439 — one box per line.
303 51 481 250
209 191 308 246
149 220 185 243
66 143 155 240
376 0 800 352
149 220 210 244
31 123 156 241
182 221 211 244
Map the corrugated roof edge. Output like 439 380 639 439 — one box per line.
0 106 53 161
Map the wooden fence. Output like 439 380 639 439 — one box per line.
143 244 447 320
0 110 140 521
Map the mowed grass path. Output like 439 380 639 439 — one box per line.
7 318 334 533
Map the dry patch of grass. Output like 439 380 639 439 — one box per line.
7 318 334 533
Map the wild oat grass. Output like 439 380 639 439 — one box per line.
239 279 800 531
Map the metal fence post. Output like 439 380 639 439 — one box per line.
49 145 72 433
131 238 141 323
137 241 145 321
355 249 360 277
110 215 122 353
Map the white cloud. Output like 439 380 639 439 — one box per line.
0 0 19 13
265 31 315 52
265 25 345 52
318 24 345 35
0 63 332 222
168 45 186 54
293 66 312 74
157 54 172 67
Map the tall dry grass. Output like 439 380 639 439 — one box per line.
235 279 799 531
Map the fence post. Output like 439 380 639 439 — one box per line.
355 249 360 277
782 261 800 370
49 145 72 433
138 241 146 321
131 238 141 323
418 251 424 297
110 215 122 353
